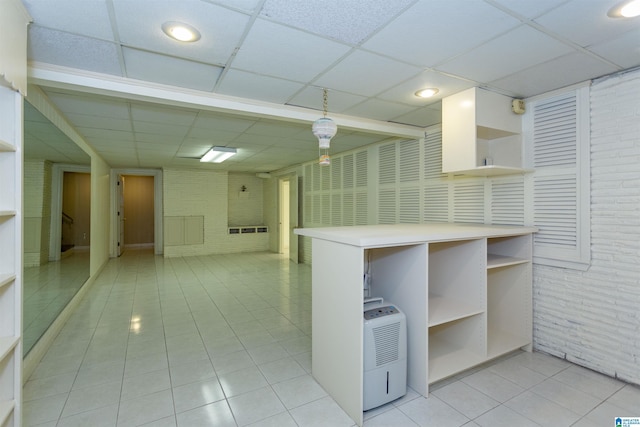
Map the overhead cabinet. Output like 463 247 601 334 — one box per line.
442 87 527 176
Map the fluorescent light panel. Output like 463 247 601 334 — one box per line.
200 146 237 163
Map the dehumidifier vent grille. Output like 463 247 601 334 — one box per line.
373 322 400 366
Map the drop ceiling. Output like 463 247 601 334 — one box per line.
22 0 640 172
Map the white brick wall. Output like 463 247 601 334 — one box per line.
163 168 268 257
533 69 640 385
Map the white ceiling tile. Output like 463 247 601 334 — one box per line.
24 0 640 173
113 0 250 66
85 138 136 148
78 127 136 142
489 0 571 19
437 25 574 83
216 69 305 103
314 50 421 97
233 133 290 147
45 91 131 118
287 87 367 114
391 106 442 128
192 113 256 132
534 0 640 47
176 145 212 158
212 0 264 12
135 132 183 144
122 48 223 91
245 121 307 138
28 27 122 76
231 19 351 82
588 28 640 69
259 0 414 44
342 99 417 122
490 52 619 97
377 70 475 105
130 104 198 125
65 114 133 132
23 0 114 40
362 0 521 67
186 128 241 142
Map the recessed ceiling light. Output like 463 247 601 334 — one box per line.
200 146 237 163
162 21 201 42
608 0 640 18
415 88 439 98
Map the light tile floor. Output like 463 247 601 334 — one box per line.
23 249 639 427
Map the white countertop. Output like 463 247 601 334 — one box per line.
294 223 537 247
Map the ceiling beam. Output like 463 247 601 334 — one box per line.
28 63 425 139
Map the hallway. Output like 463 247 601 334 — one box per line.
22 250 638 426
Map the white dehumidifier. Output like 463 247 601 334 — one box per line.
363 297 407 411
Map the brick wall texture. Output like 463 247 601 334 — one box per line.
533 70 640 385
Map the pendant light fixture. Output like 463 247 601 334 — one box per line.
312 88 337 166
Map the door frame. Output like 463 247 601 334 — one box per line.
279 178 290 255
109 168 163 257
278 173 299 263
49 163 91 261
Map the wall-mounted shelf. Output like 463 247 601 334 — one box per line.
443 87 527 176
0 274 15 290
0 401 16 426
0 139 16 152
0 336 19 361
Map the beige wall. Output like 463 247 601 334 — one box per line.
123 175 154 246
263 177 278 253
227 173 264 226
163 168 269 257
63 172 91 248
91 156 110 275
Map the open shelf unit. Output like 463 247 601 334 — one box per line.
0 80 24 427
296 224 535 427
429 314 486 383
486 235 533 358
1 3 30 426
428 239 485 327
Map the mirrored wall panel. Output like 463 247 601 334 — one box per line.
23 100 91 355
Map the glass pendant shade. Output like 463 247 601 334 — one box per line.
312 117 337 149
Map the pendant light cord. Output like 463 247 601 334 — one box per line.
323 88 328 118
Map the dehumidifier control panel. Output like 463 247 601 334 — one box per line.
364 306 399 320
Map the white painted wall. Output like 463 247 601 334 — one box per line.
533 70 640 385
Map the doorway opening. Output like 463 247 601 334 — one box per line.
111 169 163 258
279 179 290 256
117 174 155 256
61 171 91 255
